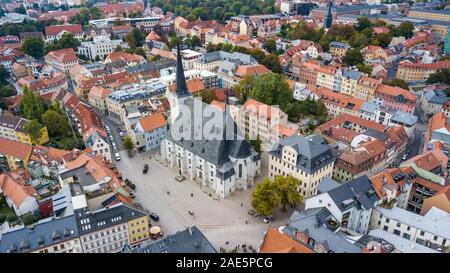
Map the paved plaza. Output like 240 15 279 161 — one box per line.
115 150 298 251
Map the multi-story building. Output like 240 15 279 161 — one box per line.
105 51 146 67
106 79 167 121
0 215 82 253
0 113 49 145
355 76 382 101
193 51 257 72
268 134 335 198
88 86 111 114
373 84 416 114
329 41 350 58
161 46 261 198
237 98 290 144
396 60 450 83
44 24 84 43
340 70 362 97
298 60 321 85
423 112 450 153
78 35 129 61
306 175 379 234
0 138 32 172
316 65 342 92
74 203 150 253
370 206 450 251
408 8 450 22
133 113 167 152
334 139 387 182
45 48 80 73
0 169 38 216
310 87 364 118
420 88 448 119
16 73 68 95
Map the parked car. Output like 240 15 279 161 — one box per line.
115 152 121 161
143 164 149 174
149 213 160 222
263 216 273 223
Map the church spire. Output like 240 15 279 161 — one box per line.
175 42 189 97
324 0 333 29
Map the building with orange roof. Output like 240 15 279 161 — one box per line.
373 26 390 35
44 24 84 43
219 63 270 89
16 72 68 95
59 152 132 205
88 86 111 114
63 93 111 162
316 64 342 91
168 78 206 95
316 114 386 144
373 84 416 114
0 138 33 171
0 113 49 145
421 186 450 215
442 101 450 118
396 60 450 83
238 98 289 144
259 227 314 253
423 112 450 153
45 48 79 73
334 139 387 182
361 45 387 64
105 51 146 67
0 169 38 216
310 87 365 118
133 113 167 152
355 76 382 101
406 149 448 177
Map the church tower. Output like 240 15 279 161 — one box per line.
324 0 333 29
167 43 192 124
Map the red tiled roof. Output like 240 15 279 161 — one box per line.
45 48 78 63
259 227 314 253
375 84 416 101
138 113 166 132
0 138 32 160
45 24 83 36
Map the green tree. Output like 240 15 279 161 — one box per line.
21 212 39 226
248 73 291 111
6 213 18 223
134 47 146 58
356 63 373 75
14 6 26 14
251 178 280 216
355 16 372 32
46 32 80 52
123 136 135 152
371 33 392 48
349 33 368 49
126 28 145 48
343 48 363 66
396 21 414 38
21 36 45 58
263 39 277 54
19 86 45 121
233 74 254 104
114 45 123 52
249 135 262 153
23 119 43 144
261 54 281 73
0 65 10 85
382 78 409 90
41 109 71 137
168 36 181 49
0 85 17 98
275 175 302 211
427 69 450 85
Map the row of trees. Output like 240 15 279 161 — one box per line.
251 175 302 216
69 7 103 26
206 43 282 73
151 0 277 22
21 33 81 59
0 19 59 36
233 73 328 123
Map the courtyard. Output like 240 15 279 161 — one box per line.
115 149 299 252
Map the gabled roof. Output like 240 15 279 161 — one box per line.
45 48 78 63
259 227 314 253
0 170 36 208
0 138 32 160
327 175 379 212
137 113 166 133
45 24 83 36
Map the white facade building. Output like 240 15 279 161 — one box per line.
78 36 129 61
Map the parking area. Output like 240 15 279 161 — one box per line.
115 150 295 251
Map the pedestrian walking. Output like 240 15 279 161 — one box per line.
191 193 194 198
240 202 243 207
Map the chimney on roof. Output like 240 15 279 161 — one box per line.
188 226 193 236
